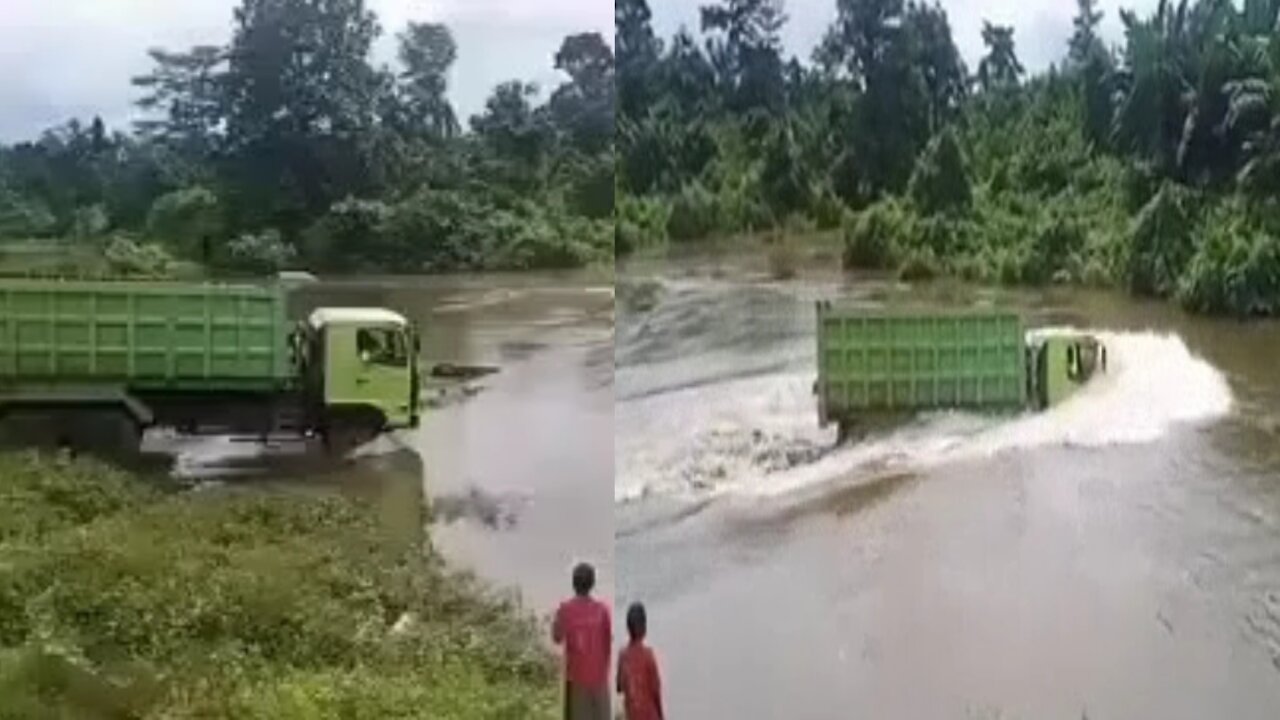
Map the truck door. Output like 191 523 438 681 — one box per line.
326 323 414 428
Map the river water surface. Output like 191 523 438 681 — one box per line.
156 273 615 615
617 250 1280 718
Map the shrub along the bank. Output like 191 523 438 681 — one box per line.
301 190 611 273
0 452 558 719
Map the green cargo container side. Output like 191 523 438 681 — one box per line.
0 278 293 392
817 304 1027 424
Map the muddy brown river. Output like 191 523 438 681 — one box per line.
616 250 1280 718
152 272 615 615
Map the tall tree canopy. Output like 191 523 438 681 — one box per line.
701 0 789 112
977 22 1024 93
396 22 460 141
618 0 1280 317
1 0 614 275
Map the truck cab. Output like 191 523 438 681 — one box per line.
305 308 421 443
1026 333 1107 410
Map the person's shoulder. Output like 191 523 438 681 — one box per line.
641 643 659 665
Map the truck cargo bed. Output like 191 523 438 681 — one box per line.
0 278 293 392
816 303 1027 428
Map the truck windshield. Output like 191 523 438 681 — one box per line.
356 327 408 367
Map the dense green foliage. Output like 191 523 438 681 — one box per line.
618 0 1280 316
0 0 613 275
0 452 557 719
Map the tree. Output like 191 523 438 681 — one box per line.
1069 0 1105 66
617 0 663 120
661 28 718 118
907 127 971 215
905 2 967 131
977 22 1024 93
221 0 385 232
396 22 460 141
549 33 616 154
819 0 956 196
700 0 788 113
1080 45 1117 149
471 81 553 189
132 45 227 163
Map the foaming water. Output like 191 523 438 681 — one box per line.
615 330 1234 503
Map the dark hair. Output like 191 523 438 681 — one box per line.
626 602 647 640
572 562 595 596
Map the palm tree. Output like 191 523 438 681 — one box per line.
976 22 1024 93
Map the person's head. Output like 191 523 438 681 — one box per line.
571 562 595 597
626 602 647 642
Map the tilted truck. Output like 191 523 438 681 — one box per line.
815 302 1107 443
0 276 422 455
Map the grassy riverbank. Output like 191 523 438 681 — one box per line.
0 452 558 719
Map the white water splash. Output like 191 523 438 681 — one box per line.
615 331 1233 503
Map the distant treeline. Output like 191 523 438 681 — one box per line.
0 0 615 276
617 0 1280 316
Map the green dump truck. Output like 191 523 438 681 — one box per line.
815 302 1107 442
0 276 421 455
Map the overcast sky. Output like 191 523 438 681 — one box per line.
0 1 1173 143
0 0 611 142
649 0 1163 78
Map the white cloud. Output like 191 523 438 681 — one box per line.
0 0 609 142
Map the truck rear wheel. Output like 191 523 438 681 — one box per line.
0 409 140 460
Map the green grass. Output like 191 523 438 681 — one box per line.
0 451 558 719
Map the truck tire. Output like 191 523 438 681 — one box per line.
0 409 140 460
0 410 60 451
320 409 384 458
63 410 142 460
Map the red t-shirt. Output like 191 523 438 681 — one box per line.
617 641 663 720
553 596 612 689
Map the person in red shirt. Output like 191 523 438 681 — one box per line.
552 562 612 720
617 602 664 720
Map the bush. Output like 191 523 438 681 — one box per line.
842 200 908 269
383 189 494 271
103 235 174 278
1022 207 1087 284
716 180 773 235
0 452 558 719
810 184 847 230
491 212 605 270
1177 206 1280 316
913 213 974 256
70 204 109 240
897 246 940 281
907 128 972 216
302 198 392 270
224 229 297 274
0 189 57 238
564 152 615 219
667 182 719 242
616 195 670 256
1123 182 1198 297
146 187 224 261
